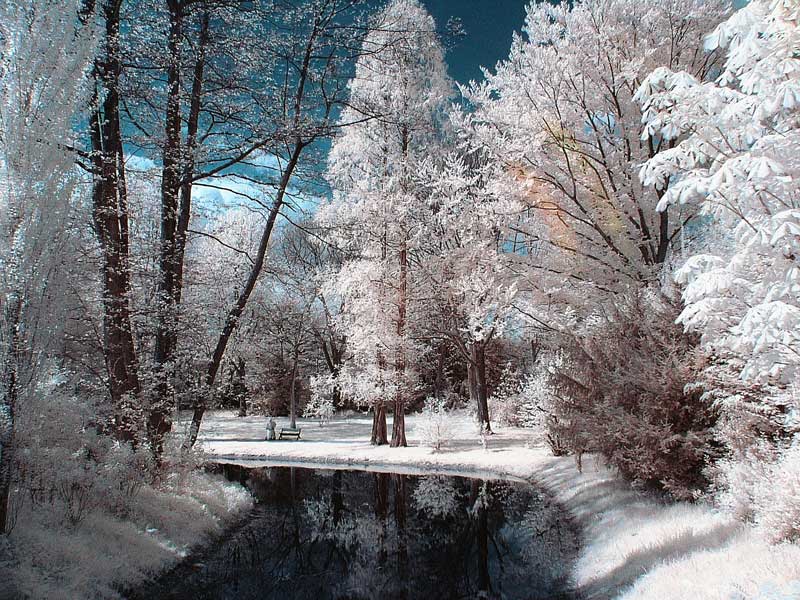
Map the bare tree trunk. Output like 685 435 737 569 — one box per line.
391 399 407 448
0 295 21 534
467 359 478 407
90 0 141 442
471 343 492 433
433 345 446 399
236 356 247 417
289 354 298 429
151 7 210 455
371 400 388 445
390 233 408 448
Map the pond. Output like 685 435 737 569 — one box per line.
139 465 579 600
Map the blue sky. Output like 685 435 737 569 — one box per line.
423 0 529 84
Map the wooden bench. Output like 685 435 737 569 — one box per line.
279 427 302 440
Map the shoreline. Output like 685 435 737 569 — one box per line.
189 411 800 599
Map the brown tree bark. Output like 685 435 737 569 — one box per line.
471 343 492 434
90 0 142 442
371 400 388 445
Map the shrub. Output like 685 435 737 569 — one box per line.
416 396 451 451
550 289 721 500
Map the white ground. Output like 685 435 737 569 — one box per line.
189 410 800 600
2 467 252 600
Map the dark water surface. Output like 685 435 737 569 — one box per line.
141 465 578 600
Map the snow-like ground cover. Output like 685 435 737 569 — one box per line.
1 470 252 600
191 410 800 599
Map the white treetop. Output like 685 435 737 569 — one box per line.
461 0 730 319
637 0 800 385
320 0 453 403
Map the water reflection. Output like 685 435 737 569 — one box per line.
147 466 577 600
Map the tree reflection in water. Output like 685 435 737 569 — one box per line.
144 465 578 600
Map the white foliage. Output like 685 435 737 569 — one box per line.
319 0 454 406
305 375 336 425
461 0 730 321
415 396 451 451
637 0 800 385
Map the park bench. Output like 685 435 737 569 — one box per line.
279 427 302 440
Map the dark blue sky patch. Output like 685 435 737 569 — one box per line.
423 0 529 84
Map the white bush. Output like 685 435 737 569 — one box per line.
416 396 451 451
715 440 800 543
305 375 336 425
755 443 800 543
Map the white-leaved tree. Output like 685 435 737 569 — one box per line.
417 153 521 433
637 0 800 388
461 0 730 322
320 0 453 446
0 0 97 533
636 0 800 538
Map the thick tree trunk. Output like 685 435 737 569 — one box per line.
90 0 141 442
371 400 388 445
391 399 407 447
470 343 492 434
390 239 408 448
151 7 210 456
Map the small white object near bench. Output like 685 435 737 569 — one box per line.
278 427 301 440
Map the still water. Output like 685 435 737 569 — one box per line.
143 465 578 600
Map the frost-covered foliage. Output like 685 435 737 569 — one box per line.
637 0 800 387
714 440 800 543
0 0 99 535
318 0 454 427
10 386 151 527
415 397 451 451
485 355 573 456
305 375 336 425
486 365 523 427
636 0 800 533
551 291 719 499
462 0 730 320
2 380 252 598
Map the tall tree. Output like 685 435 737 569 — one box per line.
0 0 96 532
87 0 144 442
461 0 730 321
322 0 453 446
417 154 523 433
184 0 371 448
